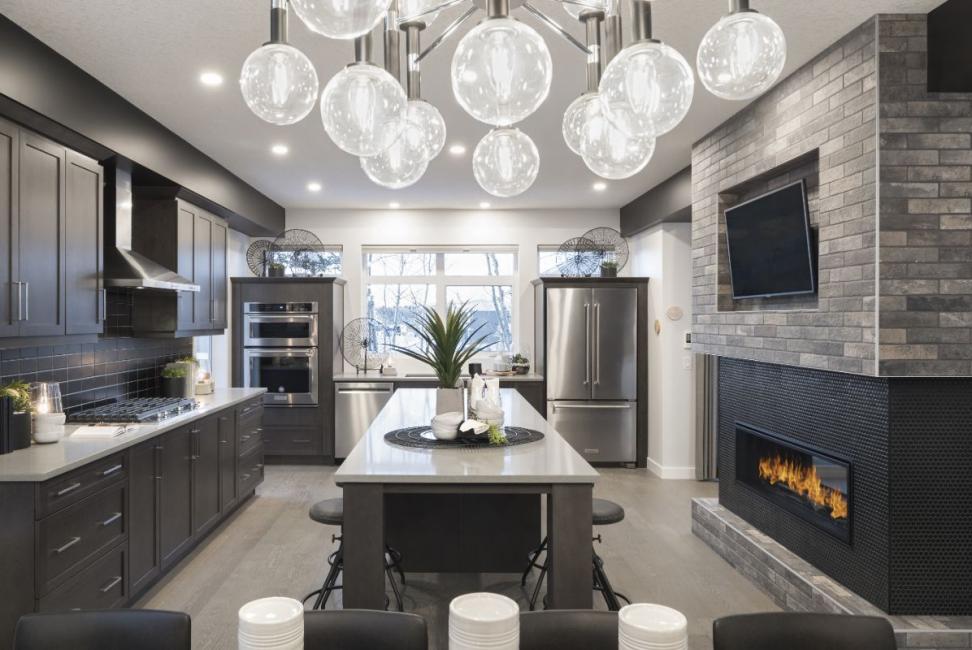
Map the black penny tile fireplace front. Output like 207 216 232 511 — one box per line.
735 424 850 543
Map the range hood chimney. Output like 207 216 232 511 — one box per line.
104 160 200 292
928 0 972 93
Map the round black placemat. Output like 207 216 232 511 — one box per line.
384 426 544 450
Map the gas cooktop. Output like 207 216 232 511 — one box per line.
68 397 198 424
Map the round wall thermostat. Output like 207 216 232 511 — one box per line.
666 306 684 321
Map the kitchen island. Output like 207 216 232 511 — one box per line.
335 387 599 610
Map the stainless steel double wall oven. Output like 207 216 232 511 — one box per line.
243 302 319 406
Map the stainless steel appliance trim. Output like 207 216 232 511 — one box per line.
550 402 633 410
244 347 319 406
584 302 591 385
593 301 600 386
244 302 319 314
335 381 395 458
546 399 637 463
243 312 320 348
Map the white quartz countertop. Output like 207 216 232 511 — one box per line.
0 388 266 483
333 373 544 383
335 388 597 485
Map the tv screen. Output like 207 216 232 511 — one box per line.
725 180 816 299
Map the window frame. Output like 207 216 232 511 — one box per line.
363 245 518 356
272 244 343 277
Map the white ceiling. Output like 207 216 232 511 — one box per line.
1 0 943 211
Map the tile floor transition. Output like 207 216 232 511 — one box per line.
137 465 777 649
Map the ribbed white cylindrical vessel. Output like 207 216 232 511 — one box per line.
618 603 688 650
238 597 304 650
449 593 519 650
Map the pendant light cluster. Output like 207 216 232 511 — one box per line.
238 0 787 198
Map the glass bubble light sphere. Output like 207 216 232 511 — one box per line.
697 10 786 101
320 64 407 158
452 18 553 127
580 101 656 180
473 128 540 198
289 0 391 40
400 0 442 26
562 93 600 155
407 100 447 162
361 140 429 189
599 40 695 138
240 43 319 125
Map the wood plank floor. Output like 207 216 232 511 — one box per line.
137 465 777 649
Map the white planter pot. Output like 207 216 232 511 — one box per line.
435 388 464 416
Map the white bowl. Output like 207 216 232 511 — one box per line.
618 604 687 646
449 593 519 636
238 597 303 637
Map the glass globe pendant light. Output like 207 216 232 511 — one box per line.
562 10 603 155
473 127 540 198
697 0 786 101
599 0 694 138
402 20 447 161
290 0 391 40
451 0 553 126
580 104 656 179
240 0 320 126
361 139 429 189
320 35 407 158
399 0 443 27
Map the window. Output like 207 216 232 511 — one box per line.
364 247 516 355
273 245 342 277
538 245 561 277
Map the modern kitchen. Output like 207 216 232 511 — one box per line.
1 0 970 649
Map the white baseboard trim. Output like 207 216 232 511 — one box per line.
646 457 697 480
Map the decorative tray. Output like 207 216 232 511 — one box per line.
384 426 544 450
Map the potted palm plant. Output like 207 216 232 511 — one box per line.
391 303 492 416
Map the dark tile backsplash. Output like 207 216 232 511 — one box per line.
0 337 193 414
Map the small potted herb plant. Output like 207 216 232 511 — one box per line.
0 380 33 452
267 262 286 278
511 353 530 375
161 365 189 398
600 259 619 278
391 302 492 419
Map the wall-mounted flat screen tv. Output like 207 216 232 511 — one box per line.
724 179 816 300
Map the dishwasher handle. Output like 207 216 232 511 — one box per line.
336 386 394 394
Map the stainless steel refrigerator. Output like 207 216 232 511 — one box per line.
543 286 638 463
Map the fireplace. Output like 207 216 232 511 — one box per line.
735 424 851 543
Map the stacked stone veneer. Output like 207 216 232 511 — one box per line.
692 14 972 377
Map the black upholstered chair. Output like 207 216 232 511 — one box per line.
713 613 896 650
520 610 619 650
14 610 191 650
304 610 428 650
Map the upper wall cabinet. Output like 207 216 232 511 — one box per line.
0 116 103 340
131 195 228 336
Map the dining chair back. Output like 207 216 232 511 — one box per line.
520 610 619 650
14 610 190 650
304 609 428 650
713 612 896 650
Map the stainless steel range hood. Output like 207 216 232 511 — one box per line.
104 162 200 292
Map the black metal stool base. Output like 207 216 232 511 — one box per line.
302 537 406 612
521 537 631 612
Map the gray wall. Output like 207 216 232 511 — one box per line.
692 19 879 375
877 14 972 375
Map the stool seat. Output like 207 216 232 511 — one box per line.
309 498 344 526
592 498 624 526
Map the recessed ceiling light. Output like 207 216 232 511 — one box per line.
307 182 322 192
449 144 467 156
199 71 224 87
479 202 491 209
389 202 401 209
271 144 289 156
593 181 607 192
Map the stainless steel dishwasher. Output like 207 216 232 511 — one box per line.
334 382 395 459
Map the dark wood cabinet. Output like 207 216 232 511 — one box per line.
191 415 221 536
0 119 102 341
131 194 228 335
217 413 237 513
159 426 193 570
129 440 161 595
0 117 18 338
17 132 66 337
65 151 104 335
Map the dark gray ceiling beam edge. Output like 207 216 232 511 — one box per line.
620 165 692 237
0 14 284 236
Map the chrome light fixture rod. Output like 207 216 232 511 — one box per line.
603 0 622 65
486 0 510 18
399 0 466 25
630 0 653 43
522 3 591 55
269 0 288 43
418 6 478 62
405 24 423 100
354 33 375 64
582 11 602 91
730 0 754 13
384 0 402 81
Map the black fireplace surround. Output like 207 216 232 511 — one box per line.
719 358 972 615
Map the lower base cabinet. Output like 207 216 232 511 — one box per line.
0 397 265 649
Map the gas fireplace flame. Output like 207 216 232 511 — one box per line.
758 455 848 521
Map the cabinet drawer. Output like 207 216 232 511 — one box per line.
238 418 263 458
236 398 263 421
37 483 127 596
38 543 127 612
36 452 127 519
238 445 264 496
262 427 322 455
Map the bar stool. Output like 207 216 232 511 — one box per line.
303 498 406 611
520 498 631 611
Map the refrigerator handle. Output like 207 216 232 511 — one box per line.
584 303 591 385
593 302 600 386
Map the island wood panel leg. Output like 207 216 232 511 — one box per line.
546 483 593 609
342 483 386 610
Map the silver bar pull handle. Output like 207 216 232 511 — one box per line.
23 282 28 321
101 288 108 323
100 512 122 527
101 463 123 477
99 576 122 593
584 303 591 385
552 403 633 410
55 482 83 497
54 536 81 554
593 302 600 385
